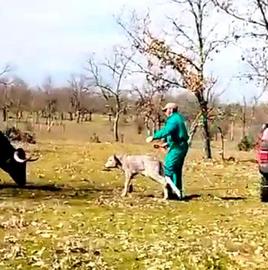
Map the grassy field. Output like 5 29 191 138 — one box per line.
0 120 267 269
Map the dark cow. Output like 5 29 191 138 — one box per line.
0 131 38 186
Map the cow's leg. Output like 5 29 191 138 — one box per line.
121 171 132 197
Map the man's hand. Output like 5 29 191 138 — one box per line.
146 136 153 143
153 142 167 149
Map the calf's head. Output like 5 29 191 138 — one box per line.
104 154 122 168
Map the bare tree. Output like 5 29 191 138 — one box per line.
87 47 134 142
0 65 11 85
212 0 268 36
68 74 91 123
132 58 173 135
8 77 32 122
213 0 268 97
41 76 58 130
0 65 12 121
118 0 229 158
241 96 248 138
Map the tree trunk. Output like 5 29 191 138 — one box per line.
242 97 246 138
69 112 73 121
242 112 246 138
230 120 234 141
188 122 199 147
76 110 80 123
152 120 156 135
217 127 225 161
113 112 120 142
156 113 161 130
2 107 7 122
202 115 212 159
108 113 112 122
47 117 52 132
120 133 124 143
188 112 202 147
35 111 40 124
144 116 152 136
16 110 22 122
197 95 212 159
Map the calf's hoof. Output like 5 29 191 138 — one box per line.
128 184 133 193
162 193 169 200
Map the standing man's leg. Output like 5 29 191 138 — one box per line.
164 149 182 199
175 159 185 198
176 145 188 198
164 152 175 199
164 146 188 199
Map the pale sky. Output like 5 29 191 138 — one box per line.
0 0 262 103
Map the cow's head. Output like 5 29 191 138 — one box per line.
5 148 38 187
104 154 122 169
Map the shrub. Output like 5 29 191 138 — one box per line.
237 135 254 151
89 133 101 143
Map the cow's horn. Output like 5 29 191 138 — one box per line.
26 156 39 162
13 151 27 163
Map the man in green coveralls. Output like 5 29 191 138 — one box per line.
146 102 189 200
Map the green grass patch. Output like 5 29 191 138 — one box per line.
0 139 266 269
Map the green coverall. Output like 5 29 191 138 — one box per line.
153 112 189 196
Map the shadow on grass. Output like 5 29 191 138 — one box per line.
183 194 201 201
0 183 247 202
140 193 202 201
219 196 247 201
168 194 201 202
0 182 115 201
0 183 62 191
205 193 247 201
237 158 257 164
168 194 246 202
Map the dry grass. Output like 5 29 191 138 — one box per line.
0 119 266 269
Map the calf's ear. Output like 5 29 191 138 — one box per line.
113 154 120 164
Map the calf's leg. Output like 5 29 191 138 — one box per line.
121 171 133 197
146 172 169 200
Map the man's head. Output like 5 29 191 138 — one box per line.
162 102 178 117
